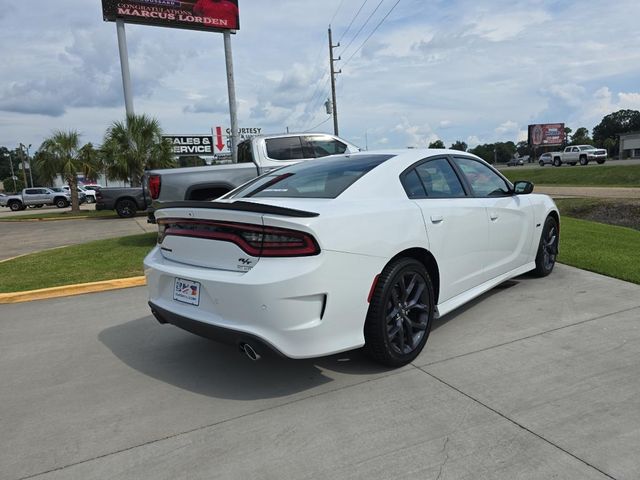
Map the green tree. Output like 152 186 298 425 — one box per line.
592 109 640 152
516 140 531 157
469 142 516 164
1 176 23 193
570 127 592 145
428 139 445 149
449 140 468 152
37 131 99 212
101 114 175 186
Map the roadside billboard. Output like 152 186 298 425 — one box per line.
164 135 214 156
212 126 262 153
101 0 239 32
528 123 565 147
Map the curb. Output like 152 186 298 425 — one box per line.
0 276 146 304
0 216 95 223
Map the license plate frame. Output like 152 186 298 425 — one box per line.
173 278 201 306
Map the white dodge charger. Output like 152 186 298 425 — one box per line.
144 150 559 367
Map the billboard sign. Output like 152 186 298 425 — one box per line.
528 123 565 147
164 135 214 156
213 126 262 153
102 0 239 32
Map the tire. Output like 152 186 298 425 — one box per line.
9 201 22 211
364 258 435 367
55 198 69 208
116 199 137 218
539 160 545 167
87 196 95 204
579 156 588 166
553 157 562 167
533 216 559 277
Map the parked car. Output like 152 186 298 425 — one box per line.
506 157 524 166
61 185 97 203
95 187 147 218
549 145 607 166
145 150 559 367
538 153 553 166
0 188 71 211
143 132 359 222
51 187 87 205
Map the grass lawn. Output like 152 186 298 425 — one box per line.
0 209 125 221
558 217 640 284
0 233 156 293
502 164 640 187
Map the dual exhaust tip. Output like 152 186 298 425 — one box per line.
240 342 261 361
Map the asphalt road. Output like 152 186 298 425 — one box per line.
2 264 639 479
0 216 156 261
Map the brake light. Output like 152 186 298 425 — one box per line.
157 219 320 257
149 175 161 200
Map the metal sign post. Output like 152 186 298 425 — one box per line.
223 31 239 163
116 19 134 117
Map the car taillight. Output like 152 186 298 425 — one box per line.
149 175 161 200
157 219 320 257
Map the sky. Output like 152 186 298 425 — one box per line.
1 0 640 152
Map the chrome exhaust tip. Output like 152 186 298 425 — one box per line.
241 343 261 361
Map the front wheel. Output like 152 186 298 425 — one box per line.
364 258 435 367
553 158 562 167
116 199 137 218
533 216 559 277
9 201 22 211
55 198 69 208
579 156 588 166
539 160 545 167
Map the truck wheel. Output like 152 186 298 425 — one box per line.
9 201 22 211
579 156 588 166
87 196 95 204
539 160 545 167
116 199 137 218
55 198 69 208
553 157 562 167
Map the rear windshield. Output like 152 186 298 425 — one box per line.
227 154 394 199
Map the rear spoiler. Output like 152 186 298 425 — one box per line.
153 200 319 218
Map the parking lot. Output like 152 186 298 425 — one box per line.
2 264 639 479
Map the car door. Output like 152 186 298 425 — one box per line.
451 156 533 280
402 157 489 302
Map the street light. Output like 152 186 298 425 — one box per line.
3 152 17 192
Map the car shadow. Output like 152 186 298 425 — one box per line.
98 279 523 400
98 316 393 401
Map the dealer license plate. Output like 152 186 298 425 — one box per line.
173 278 201 306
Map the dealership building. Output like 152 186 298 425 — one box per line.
619 132 640 159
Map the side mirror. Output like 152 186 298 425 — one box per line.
513 180 534 194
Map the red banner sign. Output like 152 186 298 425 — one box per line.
528 123 565 147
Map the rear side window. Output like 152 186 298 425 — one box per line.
228 154 394 199
304 136 348 157
265 137 305 160
237 140 253 164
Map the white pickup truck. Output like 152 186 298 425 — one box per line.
143 132 359 222
549 145 607 166
0 188 71 211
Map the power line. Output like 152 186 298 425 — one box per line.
342 0 402 68
329 0 347 26
337 0 370 44
304 116 332 133
338 0 385 58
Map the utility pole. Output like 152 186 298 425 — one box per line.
116 19 134 117
18 145 28 187
223 31 239 163
328 27 341 136
3 152 16 192
20 143 33 187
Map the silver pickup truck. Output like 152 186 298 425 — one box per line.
549 145 607 166
0 188 71 211
143 132 359 222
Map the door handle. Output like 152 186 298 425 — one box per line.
489 212 499 221
430 215 444 224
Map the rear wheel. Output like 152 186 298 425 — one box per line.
579 155 588 166
533 216 559 277
116 199 137 218
553 157 562 167
364 258 434 367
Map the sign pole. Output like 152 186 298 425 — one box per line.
116 19 135 117
223 31 239 163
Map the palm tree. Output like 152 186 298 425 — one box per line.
37 131 99 212
101 114 175 187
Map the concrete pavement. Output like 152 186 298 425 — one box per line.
0 216 155 261
2 264 639 479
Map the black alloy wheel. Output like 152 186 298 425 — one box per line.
534 216 559 277
364 258 434 367
116 199 137 218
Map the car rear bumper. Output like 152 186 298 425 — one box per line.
144 246 385 359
